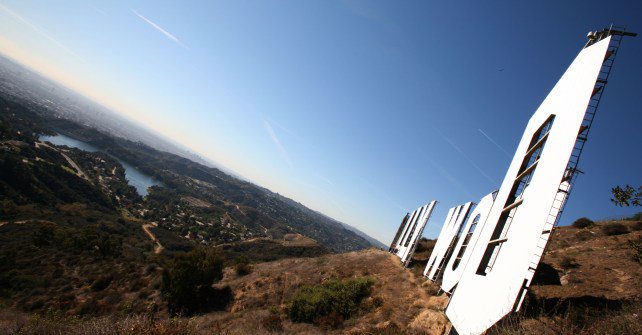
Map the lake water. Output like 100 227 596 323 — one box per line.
39 134 161 196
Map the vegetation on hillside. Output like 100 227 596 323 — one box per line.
0 93 343 320
490 216 642 335
161 248 231 315
42 114 372 251
288 277 374 328
571 217 594 228
1 77 641 334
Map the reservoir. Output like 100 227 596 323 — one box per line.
39 134 161 196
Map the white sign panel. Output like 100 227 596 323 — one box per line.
424 202 473 281
390 208 421 257
440 192 496 293
389 212 410 252
446 36 612 335
399 201 437 266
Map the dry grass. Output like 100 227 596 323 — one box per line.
0 309 196 335
533 220 642 301
486 301 642 335
7 220 639 335
494 220 642 335
196 249 448 334
1 249 448 334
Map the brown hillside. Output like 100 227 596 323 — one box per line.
194 249 448 335
3 221 640 335
531 220 641 301
487 220 642 335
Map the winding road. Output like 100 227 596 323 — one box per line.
142 223 164 254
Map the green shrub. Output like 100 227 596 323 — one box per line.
235 263 251 276
287 277 374 327
626 212 642 221
161 247 231 315
234 256 251 276
572 217 594 229
602 223 629 236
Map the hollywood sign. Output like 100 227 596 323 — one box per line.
389 28 635 335
389 201 437 267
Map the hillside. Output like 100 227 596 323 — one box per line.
0 90 373 252
486 219 642 334
1 52 640 335
530 220 641 304
1 219 640 334
0 84 376 322
1 249 450 335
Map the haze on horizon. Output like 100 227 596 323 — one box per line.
1 1 640 245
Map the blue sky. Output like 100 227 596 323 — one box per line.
0 1 640 244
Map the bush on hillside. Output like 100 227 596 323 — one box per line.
234 263 251 276
572 217 594 229
287 277 374 328
626 212 642 221
628 236 642 265
234 256 251 276
161 248 232 315
601 223 629 236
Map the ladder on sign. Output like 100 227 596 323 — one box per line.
518 25 635 312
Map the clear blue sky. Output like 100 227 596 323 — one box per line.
1 1 640 244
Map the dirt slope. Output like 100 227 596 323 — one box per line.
195 249 448 335
531 220 641 301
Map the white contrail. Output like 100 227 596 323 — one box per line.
321 177 335 187
432 126 498 187
263 120 292 167
443 136 498 186
131 9 189 49
269 118 304 142
478 128 511 157
0 4 84 62
415 146 475 199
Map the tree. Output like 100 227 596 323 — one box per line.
161 247 231 315
572 217 594 229
611 185 641 207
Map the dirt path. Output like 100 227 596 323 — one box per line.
235 204 246 216
0 219 53 226
142 223 164 254
60 152 91 182
38 140 91 182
